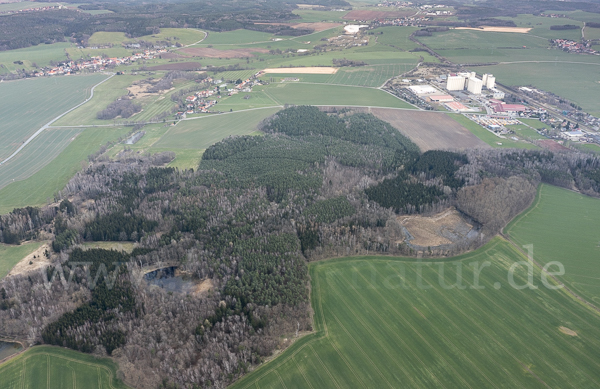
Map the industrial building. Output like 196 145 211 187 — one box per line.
408 85 440 95
428 95 454 102
467 77 483 94
446 75 466 91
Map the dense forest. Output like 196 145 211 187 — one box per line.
2 106 600 388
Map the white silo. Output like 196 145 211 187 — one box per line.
486 75 496 89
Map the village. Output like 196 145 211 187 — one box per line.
550 39 599 55
33 49 168 77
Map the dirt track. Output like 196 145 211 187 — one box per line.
343 10 414 20
180 47 269 58
538 139 571 151
455 26 532 33
263 67 338 74
370 109 490 151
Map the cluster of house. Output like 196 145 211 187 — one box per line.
178 73 264 116
0 4 65 15
550 39 598 55
34 49 168 76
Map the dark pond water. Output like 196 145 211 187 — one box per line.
144 267 197 294
0 341 22 361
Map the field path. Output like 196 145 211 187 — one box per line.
0 73 115 166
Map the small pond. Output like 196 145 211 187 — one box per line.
0 341 22 361
144 266 198 294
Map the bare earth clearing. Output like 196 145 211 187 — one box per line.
343 10 414 20
263 67 339 74
179 47 269 58
371 109 490 151
559 326 578 337
398 207 475 247
538 139 571 151
455 26 532 33
7 242 50 277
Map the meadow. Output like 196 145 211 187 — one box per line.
0 74 108 162
0 126 130 214
232 237 600 388
0 346 130 389
0 242 41 280
506 184 600 306
153 108 280 150
447 114 539 149
263 83 413 108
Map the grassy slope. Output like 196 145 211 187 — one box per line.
231 237 600 388
153 108 280 150
0 74 108 161
0 126 130 214
506 184 600 306
0 242 42 280
0 42 71 73
0 346 130 389
448 114 539 149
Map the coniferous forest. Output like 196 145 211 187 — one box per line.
1 106 600 388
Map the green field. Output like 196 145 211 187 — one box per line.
506 184 600 306
473 62 600 115
153 108 280 150
0 128 83 190
201 30 278 46
232 237 600 388
0 346 130 389
52 74 145 126
0 242 42 280
448 114 539 149
0 126 130 214
263 83 413 108
0 74 107 161
290 9 348 23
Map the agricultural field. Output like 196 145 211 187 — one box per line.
498 14 583 41
0 126 130 214
0 128 83 190
232 237 600 388
290 9 349 23
152 107 280 150
0 74 108 162
371 109 489 151
0 346 130 389
200 30 279 46
263 83 413 108
372 26 420 51
448 114 539 150
506 184 600 306
0 242 41 280
472 62 600 115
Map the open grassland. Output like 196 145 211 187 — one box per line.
80 241 134 253
0 1 41 11
0 128 83 190
472 62 600 114
87 28 206 48
232 237 600 389
201 30 277 45
448 114 539 149
520 118 549 129
576 143 600 154
506 184 600 306
263 83 413 108
153 108 280 150
210 89 280 111
498 14 583 40
291 10 349 23
0 242 42 280
371 109 489 151
52 74 146 126
0 74 108 161
0 42 70 72
0 346 130 389
0 127 130 214
373 26 420 51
